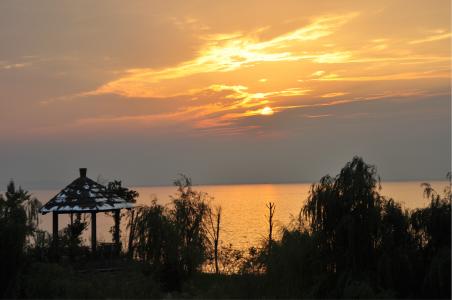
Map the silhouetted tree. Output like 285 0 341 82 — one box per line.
259 157 451 298
376 198 417 297
131 200 182 290
129 175 212 291
410 177 451 298
303 156 383 285
0 181 41 297
267 202 275 251
170 174 211 276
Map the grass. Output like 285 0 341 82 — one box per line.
19 257 273 299
20 259 161 299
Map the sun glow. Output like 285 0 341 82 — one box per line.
41 5 451 137
260 106 274 116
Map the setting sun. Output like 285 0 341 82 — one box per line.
260 106 274 116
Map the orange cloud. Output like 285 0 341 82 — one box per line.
409 31 452 44
88 13 357 98
312 70 450 82
39 9 450 138
321 92 348 98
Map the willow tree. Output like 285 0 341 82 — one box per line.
170 174 211 276
303 156 383 277
410 175 451 298
128 175 212 291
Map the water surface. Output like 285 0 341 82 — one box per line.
33 181 448 249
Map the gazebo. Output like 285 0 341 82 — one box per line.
40 168 134 254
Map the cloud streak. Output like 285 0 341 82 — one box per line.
409 30 452 44
88 13 358 98
33 8 451 138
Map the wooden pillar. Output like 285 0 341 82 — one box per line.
91 212 97 253
52 212 58 249
127 209 135 258
114 210 121 255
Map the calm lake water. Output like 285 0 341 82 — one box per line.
32 181 448 250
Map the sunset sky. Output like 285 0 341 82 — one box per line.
0 0 450 188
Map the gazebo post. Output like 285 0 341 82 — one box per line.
114 210 121 255
91 212 97 253
52 212 58 250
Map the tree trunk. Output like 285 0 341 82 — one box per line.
267 202 275 255
214 208 221 274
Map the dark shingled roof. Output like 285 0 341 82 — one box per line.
40 168 133 214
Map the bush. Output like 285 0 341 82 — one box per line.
59 213 89 260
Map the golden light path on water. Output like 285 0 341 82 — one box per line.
34 181 448 250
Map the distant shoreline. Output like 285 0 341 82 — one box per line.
10 179 448 192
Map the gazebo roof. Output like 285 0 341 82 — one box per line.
40 168 133 214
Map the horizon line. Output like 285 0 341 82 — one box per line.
2 177 449 191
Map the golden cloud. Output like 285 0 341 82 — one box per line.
48 10 450 137
88 13 358 98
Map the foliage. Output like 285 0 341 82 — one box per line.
170 175 211 276
261 157 451 298
107 180 139 204
303 157 383 278
129 175 212 291
28 229 52 261
0 181 41 297
215 244 245 274
107 180 139 249
205 205 222 274
410 177 451 298
2 158 450 299
59 213 89 260
131 200 182 290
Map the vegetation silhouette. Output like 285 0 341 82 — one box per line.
262 157 451 298
0 181 41 297
128 174 213 291
206 205 222 274
0 157 450 298
59 213 89 260
106 180 139 254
